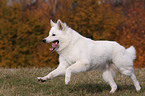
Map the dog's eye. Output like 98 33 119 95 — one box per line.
52 34 56 36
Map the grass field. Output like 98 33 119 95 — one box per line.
0 68 144 96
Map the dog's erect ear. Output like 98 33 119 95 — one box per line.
50 19 55 27
57 19 65 30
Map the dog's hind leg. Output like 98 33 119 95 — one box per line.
113 52 141 92
119 67 141 91
102 67 117 93
130 73 141 91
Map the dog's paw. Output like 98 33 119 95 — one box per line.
136 86 141 92
110 90 115 94
37 77 47 83
65 77 70 85
109 87 117 94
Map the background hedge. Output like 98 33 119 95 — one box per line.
0 0 144 68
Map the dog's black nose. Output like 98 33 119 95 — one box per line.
42 39 46 43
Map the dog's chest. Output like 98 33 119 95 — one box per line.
61 52 77 65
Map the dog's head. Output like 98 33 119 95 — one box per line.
43 19 70 52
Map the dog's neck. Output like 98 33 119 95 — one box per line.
56 27 82 54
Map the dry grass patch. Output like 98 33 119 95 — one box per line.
0 68 144 96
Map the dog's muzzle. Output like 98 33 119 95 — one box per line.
42 39 46 43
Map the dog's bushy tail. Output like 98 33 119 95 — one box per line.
126 46 136 60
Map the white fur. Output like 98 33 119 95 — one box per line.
37 19 141 93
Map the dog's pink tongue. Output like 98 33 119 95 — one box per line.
50 42 59 51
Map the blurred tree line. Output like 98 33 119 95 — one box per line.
0 0 144 68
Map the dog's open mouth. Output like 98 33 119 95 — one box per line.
50 40 59 51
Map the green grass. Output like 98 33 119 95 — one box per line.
0 68 144 96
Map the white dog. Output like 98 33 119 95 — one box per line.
37 19 141 93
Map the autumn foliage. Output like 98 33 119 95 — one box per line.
0 0 144 68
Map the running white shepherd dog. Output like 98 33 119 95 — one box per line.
37 19 141 93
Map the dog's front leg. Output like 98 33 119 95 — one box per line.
65 61 89 84
37 64 67 82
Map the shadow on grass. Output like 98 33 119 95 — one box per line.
69 83 135 93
